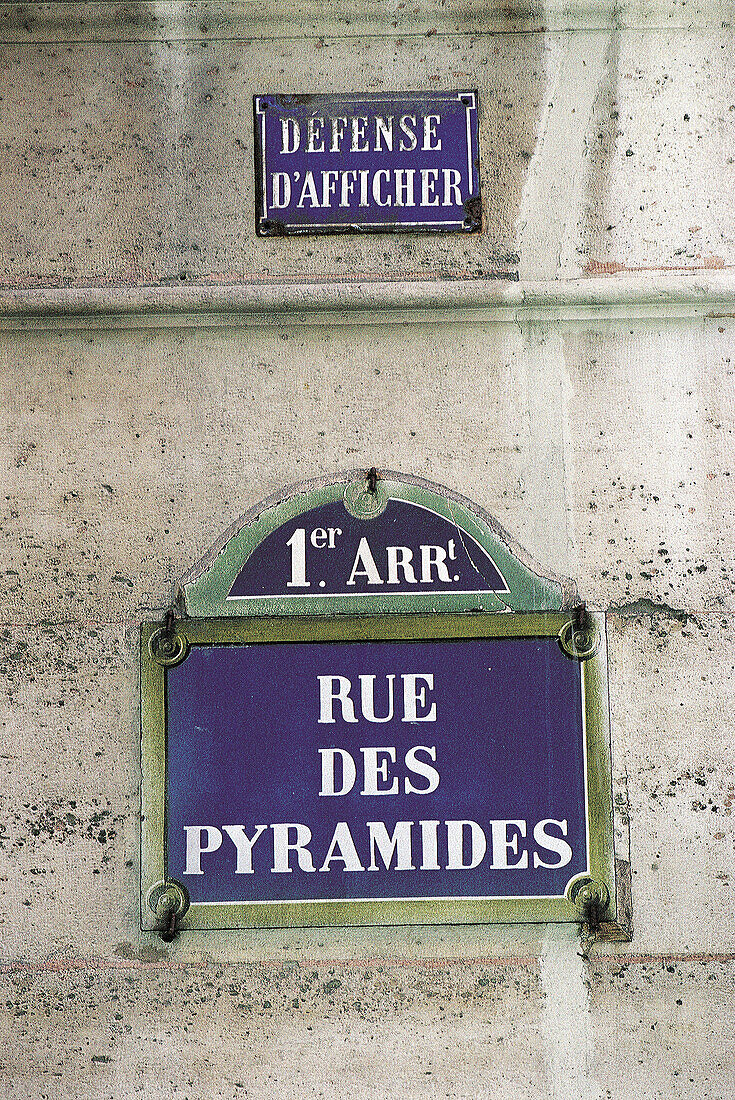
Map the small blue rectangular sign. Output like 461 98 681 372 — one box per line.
254 91 481 235
165 636 589 906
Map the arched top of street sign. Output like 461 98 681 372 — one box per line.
179 471 577 616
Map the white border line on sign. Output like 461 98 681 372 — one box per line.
225 498 510 600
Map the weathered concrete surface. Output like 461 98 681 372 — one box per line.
563 319 735 611
0 32 542 287
0 956 731 1099
582 32 735 279
0 24 734 287
605 611 735 955
0 960 550 1100
0 306 732 1098
0 316 731 621
2 271 735 326
590 957 735 1100
0 309 731 1094
3 1 735 43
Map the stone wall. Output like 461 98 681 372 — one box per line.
0 4 732 1097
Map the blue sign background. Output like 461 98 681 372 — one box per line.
254 91 481 234
227 500 509 599
165 637 588 904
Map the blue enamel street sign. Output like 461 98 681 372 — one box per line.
227 499 509 600
181 474 572 616
141 614 614 931
253 91 481 235
141 476 615 931
168 636 586 903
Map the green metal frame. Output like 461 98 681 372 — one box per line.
181 474 572 616
141 611 615 931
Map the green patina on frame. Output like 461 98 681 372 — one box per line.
140 610 615 931
180 472 574 617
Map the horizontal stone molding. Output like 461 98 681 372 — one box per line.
0 0 732 44
1 273 735 331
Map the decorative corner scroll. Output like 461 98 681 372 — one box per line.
148 609 189 667
559 605 601 660
146 880 190 942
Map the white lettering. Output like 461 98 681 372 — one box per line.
386 545 416 585
372 169 392 207
361 747 399 795
296 170 321 208
351 116 369 152
532 819 573 868
339 170 357 208
318 676 358 724
359 169 370 207
420 168 440 207
330 116 347 153
490 820 529 869
446 820 486 869
420 820 440 870
422 114 441 150
306 116 325 153
404 745 440 794
399 114 417 151
318 747 357 795
185 817 572 877
321 170 339 208
346 537 384 585
367 820 415 870
402 673 437 722
319 821 365 871
271 823 315 873
360 674 395 724
222 824 267 874
286 527 309 587
271 172 291 209
420 544 451 583
374 115 394 151
184 825 222 875
280 117 300 154
442 168 462 207
394 168 415 207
